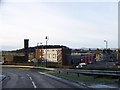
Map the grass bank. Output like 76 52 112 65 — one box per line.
36 69 119 86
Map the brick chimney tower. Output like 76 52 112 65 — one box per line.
24 39 29 61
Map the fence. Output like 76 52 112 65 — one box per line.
56 69 120 81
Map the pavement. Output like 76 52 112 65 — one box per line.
88 84 120 89
0 75 6 82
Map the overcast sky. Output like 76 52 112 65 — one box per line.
0 0 118 50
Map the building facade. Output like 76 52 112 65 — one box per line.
70 53 95 66
35 48 61 63
35 46 71 66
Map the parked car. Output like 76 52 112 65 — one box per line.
0 60 4 65
76 63 87 68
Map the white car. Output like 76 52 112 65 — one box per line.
76 63 87 68
0 61 4 65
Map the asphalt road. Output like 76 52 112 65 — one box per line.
1 68 87 89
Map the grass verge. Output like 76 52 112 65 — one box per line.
36 69 119 86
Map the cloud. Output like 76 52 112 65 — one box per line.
0 1 118 50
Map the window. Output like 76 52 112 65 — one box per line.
49 54 51 58
53 54 56 59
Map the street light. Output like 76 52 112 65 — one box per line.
45 36 49 67
36 43 39 60
37 42 42 65
40 43 43 61
104 40 108 49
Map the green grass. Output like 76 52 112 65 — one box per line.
17 68 31 70
15 62 34 66
15 62 58 68
36 69 119 86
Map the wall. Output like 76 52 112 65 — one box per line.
3 55 14 64
13 56 26 63
35 48 62 63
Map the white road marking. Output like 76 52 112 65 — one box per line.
27 74 37 88
31 81 37 88
27 74 30 77
29 76 32 81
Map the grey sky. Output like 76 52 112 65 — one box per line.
0 0 118 50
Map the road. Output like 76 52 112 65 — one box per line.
1 67 87 89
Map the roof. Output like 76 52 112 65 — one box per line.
36 45 70 49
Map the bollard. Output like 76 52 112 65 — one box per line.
67 72 68 75
118 77 120 83
59 71 60 74
77 73 79 77
94 76 97 80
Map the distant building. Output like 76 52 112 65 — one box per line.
116 49 120 63
95 53 103 61
35 45 71 66
70 53 95 66
2 55 27 64
2 55 14 64
102 49 117 62
90 50 103 61
87 49 117 62
35 48 60 63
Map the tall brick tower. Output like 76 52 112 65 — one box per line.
24 39 29 61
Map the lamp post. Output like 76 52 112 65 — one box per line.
104 40 108 49
36 42 39 60
40 43 42 61
45 36 49 67
36 42 42 65
37 42 40 65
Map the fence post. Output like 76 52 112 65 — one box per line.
94 76 97 80
67 72 68 75
59 71 60 74
77 73 79 77
118 77 120 83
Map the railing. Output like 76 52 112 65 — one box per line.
57 69 120 80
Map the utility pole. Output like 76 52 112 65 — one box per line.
104 40 108 49
45 36 49 67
